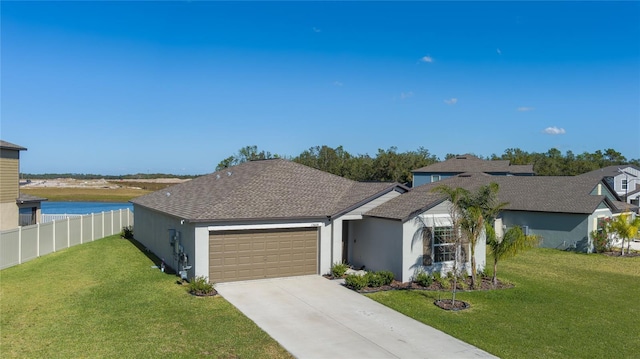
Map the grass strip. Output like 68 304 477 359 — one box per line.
20 187 151 202
0 235 292 358
367 248 640 358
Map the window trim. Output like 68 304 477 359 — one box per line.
431 174 441 182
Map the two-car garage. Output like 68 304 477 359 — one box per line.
209 227 318 283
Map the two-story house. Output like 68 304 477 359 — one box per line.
0 140 46 230
579 165 640 206
411 154 535 187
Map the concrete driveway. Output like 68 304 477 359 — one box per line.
215 275 497 359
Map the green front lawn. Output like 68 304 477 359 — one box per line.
0 235 291 358
367 249 640 358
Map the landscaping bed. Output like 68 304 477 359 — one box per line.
325 275 513 293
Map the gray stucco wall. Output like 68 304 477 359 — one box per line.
350 217 403 278
133 205 197 277
501 211 590 252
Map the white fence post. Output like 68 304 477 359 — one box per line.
67 217 71 248
80 214 83 244
37 223 40 257
18 226 22 265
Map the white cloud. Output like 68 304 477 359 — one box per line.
420 55 434 63
517 107 535 112
444 98 458 105
313 27 321 33
400 91 414 100
543 126 566 135
496 48 502 55
333 81 343 87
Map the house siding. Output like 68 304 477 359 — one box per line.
350 217 403 279
400 202 485 282
501 211 590 252
0 154 19 203
133 205 197 277
1 150 20 230
412 173 455 187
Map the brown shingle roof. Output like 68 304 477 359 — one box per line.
366 174 610 221
0 140 27 151
131 159 402 222
411 154 534 174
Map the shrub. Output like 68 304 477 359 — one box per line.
377 270 395 286
363 272 381 287
414 271 433 287
344 274 368 290
187 276 216 296
457 275 469 290
591 230 612 253
331 262 349 278
434 272 451 289
121 226 134 239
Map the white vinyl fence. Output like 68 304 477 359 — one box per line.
0 209 133 270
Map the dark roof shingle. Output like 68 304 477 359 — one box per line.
366 174 611 221
412 154 534 174
0 140 27 151
131 159 400 222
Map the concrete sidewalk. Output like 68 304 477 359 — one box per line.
216 275 497 359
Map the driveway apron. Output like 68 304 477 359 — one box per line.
215 275 497 359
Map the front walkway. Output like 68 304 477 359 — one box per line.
216 275 497 359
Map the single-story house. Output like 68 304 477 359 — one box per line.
365 173 628 257
131 159 418 283
412 154 534 187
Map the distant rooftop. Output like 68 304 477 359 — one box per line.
412 154 534 174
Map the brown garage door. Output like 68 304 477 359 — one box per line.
209 227 318 283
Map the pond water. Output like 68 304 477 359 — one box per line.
41 202 133 214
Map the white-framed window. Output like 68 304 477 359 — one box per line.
431 175 441 182
423 226 456 265
621 179 628 191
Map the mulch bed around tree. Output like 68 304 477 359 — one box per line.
434 299 470 311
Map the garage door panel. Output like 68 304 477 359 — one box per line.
210 227 317 283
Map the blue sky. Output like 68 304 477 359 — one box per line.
2 1 639 175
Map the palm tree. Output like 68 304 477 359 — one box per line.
431 185 469 305
434 182 505 288
609 212 640 255
486 224 539 286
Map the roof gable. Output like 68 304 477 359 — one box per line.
131 159 403 222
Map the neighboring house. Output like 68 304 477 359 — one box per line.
131 159 410 283
579 165 640 206
411 154 535 187
0 140 46 230
365 173 627 262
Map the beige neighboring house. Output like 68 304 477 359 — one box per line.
0 140 46 230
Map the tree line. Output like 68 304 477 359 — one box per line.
217 145 640 185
